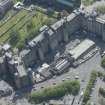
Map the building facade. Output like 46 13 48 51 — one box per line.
1 9 105 89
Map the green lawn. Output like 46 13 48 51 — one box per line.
0 10 28 44
0 10 27 36
81 0 96 6
0 8 56 49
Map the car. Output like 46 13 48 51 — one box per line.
53 76 56 79
81 79 85 82
75 76 79 79
53 83 56 85
90 94 93 97
41 86 44 89
33 85 36 88
103 77 105 82
62 79 65 81
80 91 84 97
66 77 71 79
33 88 36 91
73 62 78 68
101 51 105 57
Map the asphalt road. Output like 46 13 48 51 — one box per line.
32 51 104 105
34 52 102 89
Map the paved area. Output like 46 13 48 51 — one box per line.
31 52 104 105
90 78 105 105
34 52 102 91
30 32 105 105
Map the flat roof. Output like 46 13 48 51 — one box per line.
68 39 95 60
57 0 73 7
17 64 27 77
96 17 105 24
2 44 11 51
51 19 64 30
67 13 77 22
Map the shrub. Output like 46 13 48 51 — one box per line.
9 30 20 46
97 71 104 77
99 88 105 98
101 57 105 67
16 40 24 51
96 5 105 14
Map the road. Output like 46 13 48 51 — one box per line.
32 51 104 105
34 52 102 89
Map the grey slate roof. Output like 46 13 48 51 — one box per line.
51 19 64 30
46 28 54 36
20 49 31 58
29 32 45 47
67 13 77 22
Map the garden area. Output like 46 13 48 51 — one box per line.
29 80 80 104
0 7 57 50
81 0 96 6
96 4 105 14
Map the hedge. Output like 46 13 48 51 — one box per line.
99 88 105 98
101 56 105 67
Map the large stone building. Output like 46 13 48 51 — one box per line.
1 8 105 89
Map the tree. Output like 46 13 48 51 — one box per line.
29 80 80 104
96 5 105 14
101 57 105 67
27 20 34 31
9 30 20 46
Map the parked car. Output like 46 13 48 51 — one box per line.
75 76 79 79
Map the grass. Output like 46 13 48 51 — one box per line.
82 0 96 6
0 11 33 44
29 80 80 104
16 11 56 49
0 10 27 35
19 11 56 39
0 9 17 27
0 10 28 44
83 70 98 104
0 8 56 48
96 4 105 14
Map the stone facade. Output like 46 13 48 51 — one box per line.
20 12 81 69
1 9 105 89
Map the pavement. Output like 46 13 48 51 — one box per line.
2 33 105 105
31 51 104 105
90 78 105 105
31 32 105 105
